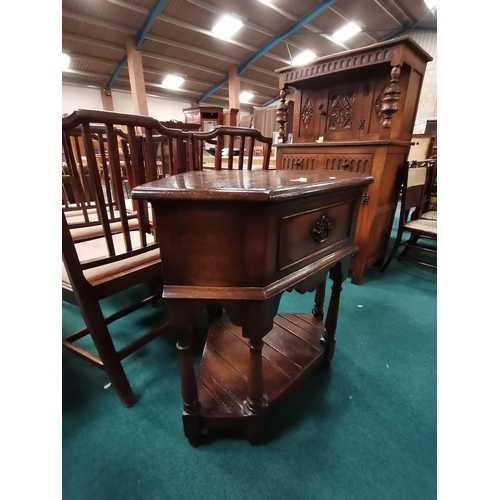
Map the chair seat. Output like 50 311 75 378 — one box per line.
70 218 140 242
421 210 437 220
404 218 437 235
64 206 98 218
62 231 160 286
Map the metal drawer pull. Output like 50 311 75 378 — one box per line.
311 215 334 243
294 160 301 167
342 160 350 170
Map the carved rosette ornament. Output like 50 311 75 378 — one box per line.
276 85 289 143
301 98 314 129
380 66 401 129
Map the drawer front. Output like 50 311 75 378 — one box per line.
281 154 319 170
278 199 356 271
322 154 373 174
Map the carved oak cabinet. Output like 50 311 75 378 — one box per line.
133 170 373 444
275 36 432 284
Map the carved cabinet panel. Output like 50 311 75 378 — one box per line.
281 154 320 170
322 153 373 174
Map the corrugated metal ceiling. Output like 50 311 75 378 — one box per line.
62 0 437 108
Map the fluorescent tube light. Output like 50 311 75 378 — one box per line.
292 50 316 66
162 74 185 89
62 52 71 70
331 22 362 43
212 15 243 38
240 91 254 103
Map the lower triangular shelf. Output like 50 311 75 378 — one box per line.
196 313 327 423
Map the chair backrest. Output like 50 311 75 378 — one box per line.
401 161 433 220
408 134 436 162
188 126 272 171
62 109 188 277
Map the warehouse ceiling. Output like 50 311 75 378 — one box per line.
62 0 437 110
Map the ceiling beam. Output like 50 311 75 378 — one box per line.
155 13 290 64
107 0 170 88
62 10 136 34
185 0 324 57
62 33 125 52
69 52 278 95
327 5 379 43
371 0 404 26
198 0 339 103
257 0 350 50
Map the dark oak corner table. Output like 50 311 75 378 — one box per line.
132 170 373 445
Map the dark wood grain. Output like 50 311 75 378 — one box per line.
274 36 432 285
134 168 370 443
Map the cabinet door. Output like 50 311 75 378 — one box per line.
321 153 373 174
323 84 364 141
296 90 323 142
281 154 320 170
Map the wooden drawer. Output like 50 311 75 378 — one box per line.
281 154 319 170
278 199 356 271
321 153 373 174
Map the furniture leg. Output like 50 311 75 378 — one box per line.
243 335 268 443
79 296 136 407
321 264 343 367
176 328 201 445
312 280 326 319
381 228 404 272
399 233 419 258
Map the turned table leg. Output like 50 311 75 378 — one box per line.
321 265 343 367
177 328 201 445
312 280 326 319
243 336 268 442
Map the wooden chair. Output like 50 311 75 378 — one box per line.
381 161 437 271
188 126 272 171
62 109 188 407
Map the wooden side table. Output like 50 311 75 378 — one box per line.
133 170 373 445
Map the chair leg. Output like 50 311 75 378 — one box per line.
78 296 137 408
381 230 404 272
399 233 419 258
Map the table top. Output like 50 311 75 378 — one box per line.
132 170 373 203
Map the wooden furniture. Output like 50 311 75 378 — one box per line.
183 105 224 132
189 126 273 171
381 161 437 271
160 119 201 131
62 109 188 407
408 134 436 162
274 36 432 284
132 169 373 444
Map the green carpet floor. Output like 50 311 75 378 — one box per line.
62 227 437 500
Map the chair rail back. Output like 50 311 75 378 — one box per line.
188 126 272 171
62 109 188 278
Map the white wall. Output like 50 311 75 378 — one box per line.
408 30 437 128
61 84 251 123
62 84 193 121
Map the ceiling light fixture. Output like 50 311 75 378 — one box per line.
331 22 362 43
212 15 243 39
292 50 316 66
240 91 254 103
162 74 185 89
62 52 71 71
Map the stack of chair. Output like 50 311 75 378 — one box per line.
62 109 188 407
381 159 437 271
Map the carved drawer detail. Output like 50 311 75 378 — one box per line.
322 154 373 174
281 155 319 170
278 201 355 270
